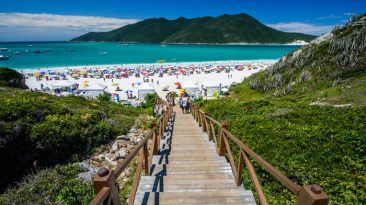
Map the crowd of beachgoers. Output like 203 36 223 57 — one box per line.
23 60 274 104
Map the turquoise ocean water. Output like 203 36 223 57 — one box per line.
0 42 299 69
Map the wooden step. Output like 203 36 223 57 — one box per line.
159 149 218 155
151 156 226 165
150 169 233 176
150 164 231 173
159 145 217 151
138 182 241 192
134 191 256 205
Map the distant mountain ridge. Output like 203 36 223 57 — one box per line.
72 13 316 44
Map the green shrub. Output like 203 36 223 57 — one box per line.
140 93 158 108
0 68 26 88
0 164 94 205
0 88 145 192
96 92 111 102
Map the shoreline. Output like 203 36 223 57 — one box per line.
70 41 306 46
19 59 278 72
1 40 305 46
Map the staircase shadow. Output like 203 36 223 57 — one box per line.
147 111 176 199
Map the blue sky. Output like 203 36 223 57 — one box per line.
0 0 365 41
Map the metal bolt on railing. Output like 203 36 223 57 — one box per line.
98 168 109 177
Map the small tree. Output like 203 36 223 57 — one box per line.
96 92 111 103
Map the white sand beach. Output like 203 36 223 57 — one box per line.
24 60 275 101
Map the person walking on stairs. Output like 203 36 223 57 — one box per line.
181 96 189 114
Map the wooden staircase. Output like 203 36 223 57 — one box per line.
134 107 256 205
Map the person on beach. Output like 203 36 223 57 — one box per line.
181 96 189 114
179 96 183 112
186 97 191 113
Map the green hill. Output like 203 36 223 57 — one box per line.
195 14 366 204
72 13 316 44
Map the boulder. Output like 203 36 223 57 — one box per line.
117 135 130 140
116 150 127 159
111 141 119 151
129 127 138 133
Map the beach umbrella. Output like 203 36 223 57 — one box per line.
40 71 46 75
112 83 120 86
179 88 186 93
174 82 181 86
221 88 229 93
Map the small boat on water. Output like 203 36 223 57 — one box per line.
0 55 11 60
0 48 9 51
35 50 41 54
156 60 166 63
28 45 33 47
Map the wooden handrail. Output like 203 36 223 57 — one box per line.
191 106 329 205
89 96 173 205
222 129 301 194
89 187 111 205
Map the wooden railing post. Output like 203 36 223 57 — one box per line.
198 111 202 127
202 113 208 132
194 108 197 121
218 122 228 156
161 110 166 139
237 150 244 186
93 168 121 205
242 151 268 205
296 185 329 205
152 122 158 155
143 143 149 175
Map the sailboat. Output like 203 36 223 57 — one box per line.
0 55 11 60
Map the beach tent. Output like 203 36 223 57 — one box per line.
50 80 76 90
202 81 221 97
78 83 107 99
182 81 199 96
137 83 155 100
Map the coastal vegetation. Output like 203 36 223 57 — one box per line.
195 14 366 204
0 70 154 204
72 13 315 44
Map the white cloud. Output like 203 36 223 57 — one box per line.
318 15 341 20
0 12 140 41
344 12 356 16
267 22 334 35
